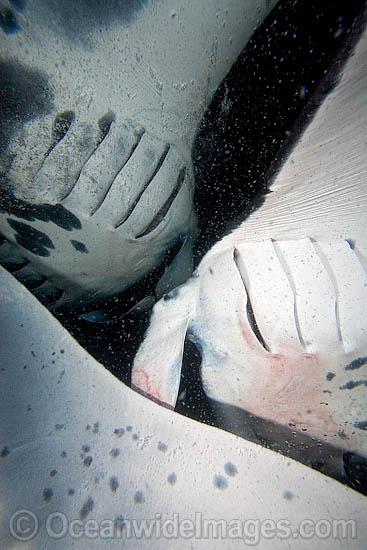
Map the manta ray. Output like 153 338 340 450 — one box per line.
1 0 367 548
132 6 367 481
0 0 278 311
2 265 367 549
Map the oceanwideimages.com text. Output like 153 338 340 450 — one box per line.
9 510 358 545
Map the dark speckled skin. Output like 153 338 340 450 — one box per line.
71 240 89 254
1 0 150 37
7 218 55 257
0 7 19 34
1 193 82 230
0 59 53 167
345 357 367 371
0 257 366 547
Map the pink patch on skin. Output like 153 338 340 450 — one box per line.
131 367 164 404
250 353 340 439
238 319 343 443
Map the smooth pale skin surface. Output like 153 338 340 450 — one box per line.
0 0 278 308
0 266 367 549
132 21 367 457
1 0 278 188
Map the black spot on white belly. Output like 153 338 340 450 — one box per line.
345 357 367 371
83 455 93 467
0 192 82 231
79 497 94 520
134 490 144 504
110 448 120 458
224 462 238 477
109 476 119 493
0 446 10 458
42 488 53 503
354 421 367 431
213 475 228 489
71 239 88 253
167 473 177 485
163 288 179 301
157 441 167 452
339 380 367 390
7 218 55 256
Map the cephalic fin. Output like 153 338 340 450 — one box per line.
131 279 197 407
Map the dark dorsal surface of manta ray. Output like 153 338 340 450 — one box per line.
132 7 367 486
0 0 278 312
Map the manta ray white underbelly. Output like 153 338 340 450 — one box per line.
132 13 367 468
1 2 367 548
2 263 367 549
0 0 277 310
